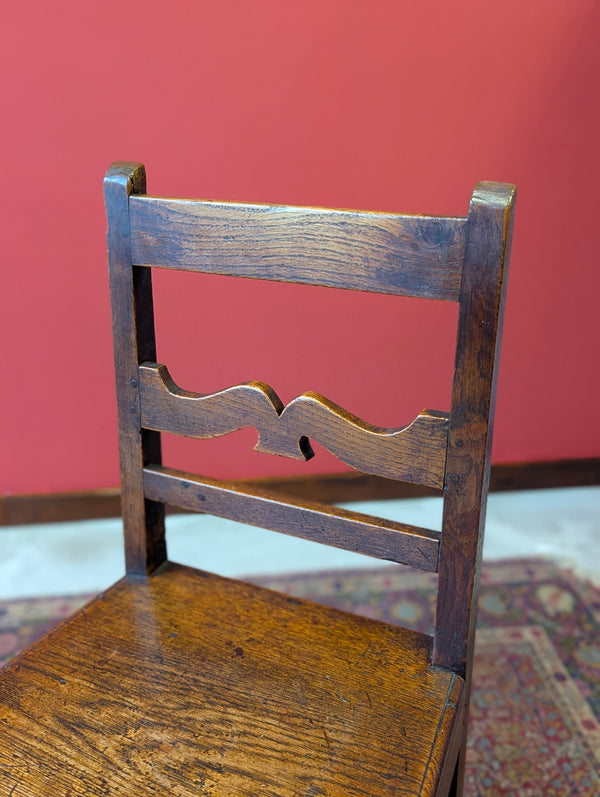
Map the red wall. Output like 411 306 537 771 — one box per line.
2 0 599 494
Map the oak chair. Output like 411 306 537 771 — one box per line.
0 163 515 796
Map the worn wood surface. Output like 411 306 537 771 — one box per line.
143 465 441 571
129 196 466 300
104 163 166 575
0 564 464 796
139 363 449 488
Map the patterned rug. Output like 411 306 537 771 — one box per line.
1 558 599 795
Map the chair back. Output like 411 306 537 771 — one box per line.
104 162 515 678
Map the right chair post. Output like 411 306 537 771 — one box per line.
436 182 516 793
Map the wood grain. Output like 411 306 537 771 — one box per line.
0 564 464 796
139 363 449 488
143 465 441 571
129 196 466 300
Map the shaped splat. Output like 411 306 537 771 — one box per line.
138 363 449 489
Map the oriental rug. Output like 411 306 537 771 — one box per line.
1 558 599 796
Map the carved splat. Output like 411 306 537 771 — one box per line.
138 363 449 488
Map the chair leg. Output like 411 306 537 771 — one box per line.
448 739 466 797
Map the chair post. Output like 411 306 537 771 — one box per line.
104 162 166 575
434 181 516 677
434 182 515 796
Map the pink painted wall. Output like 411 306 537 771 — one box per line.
2 1 599 494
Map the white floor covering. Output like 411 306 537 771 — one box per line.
0 486 598 599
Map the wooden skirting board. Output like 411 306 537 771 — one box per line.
1 458 599 527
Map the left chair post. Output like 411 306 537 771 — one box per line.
104 162 166 575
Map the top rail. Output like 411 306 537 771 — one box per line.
129 196 466 300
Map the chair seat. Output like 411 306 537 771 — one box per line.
0 563 465 796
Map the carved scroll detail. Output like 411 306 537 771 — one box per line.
138 363 449 488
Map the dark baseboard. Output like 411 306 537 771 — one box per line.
0 488 122 527
1 458 599 527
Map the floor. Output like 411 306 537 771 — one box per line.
1 486 598 599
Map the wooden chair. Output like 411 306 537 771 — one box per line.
0 163 515 796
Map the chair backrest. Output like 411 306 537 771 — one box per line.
104 162 515 679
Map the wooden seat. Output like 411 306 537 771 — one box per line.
1 564 463 795
0 163 515 796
